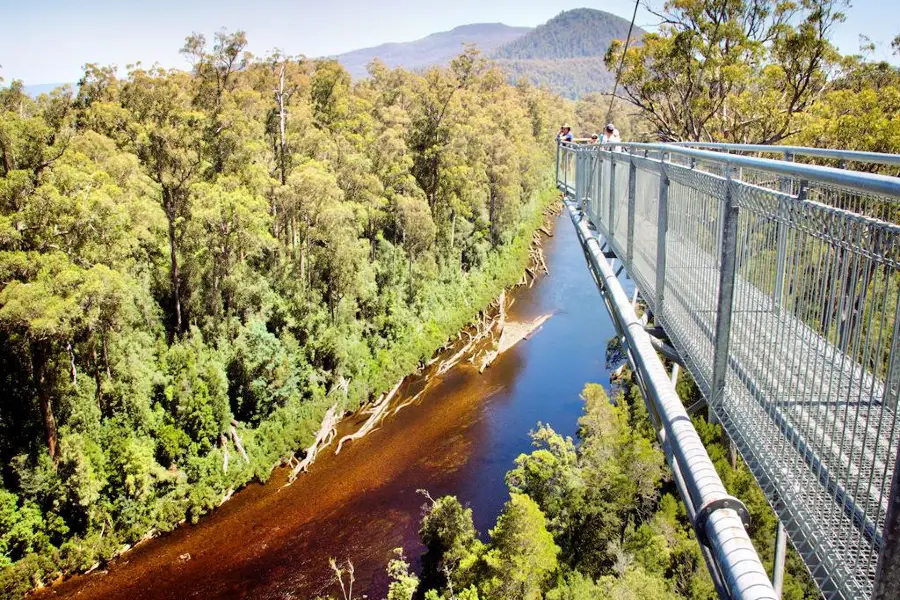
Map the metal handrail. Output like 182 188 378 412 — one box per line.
567 199 778 600
557 140 900 600
670 141 900 168
559 141 900 199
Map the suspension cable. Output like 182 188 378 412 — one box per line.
605 0 641 125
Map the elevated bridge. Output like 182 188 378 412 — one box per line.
557 141 900 600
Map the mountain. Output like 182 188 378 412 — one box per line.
491 8 645 98
335 23 532 79
17 9 637 100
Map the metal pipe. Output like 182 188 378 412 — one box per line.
566 199 777 600
662 428 731 600
593 142 900 198
649 335 684 367
773 521 787 599
670 141 900 168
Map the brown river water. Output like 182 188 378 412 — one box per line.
34 210 624 600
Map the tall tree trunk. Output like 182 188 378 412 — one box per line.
31 342 58 464
164 188 183 333
303 214 310 289
450 209 456 249
489 188 498 248
278 63 288 186
408 253 414 303
369 208 376 262
92 340 104 414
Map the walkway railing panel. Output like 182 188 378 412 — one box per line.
558 141 900 600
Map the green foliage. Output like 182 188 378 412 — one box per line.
794 55 900 167
0 36 565 597
419 494 479 588
609 0 847 143
385 548 419 600
480 493 560 600
409 377 819 599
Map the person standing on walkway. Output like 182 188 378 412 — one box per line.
557 124 574 143
600 123 621 145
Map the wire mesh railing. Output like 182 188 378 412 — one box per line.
557 141 900 600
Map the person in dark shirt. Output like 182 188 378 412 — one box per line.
556 123 574 143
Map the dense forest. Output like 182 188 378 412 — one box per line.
319 374 819 600
2 0 899 597
0 37 569 597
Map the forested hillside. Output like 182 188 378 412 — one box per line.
0 37 568 597
492 9 644 99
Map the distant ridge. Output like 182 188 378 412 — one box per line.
335 23 532 79
17 9 641 100
491 8 645 98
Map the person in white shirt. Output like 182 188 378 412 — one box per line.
600 123 621 145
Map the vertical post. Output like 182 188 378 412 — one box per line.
575 150 581 205
584 151 590 210
710 166 740 415
773 152 793 306
579 148 590 211
874 301 900 599
609 154 617 245
773 521 787 599
626 157 637 267
655 158 669 322
555 141 561 188
563 146 569 193
592 151 600 222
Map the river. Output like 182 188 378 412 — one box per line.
36 209 620 600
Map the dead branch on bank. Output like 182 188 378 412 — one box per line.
435 292 504 376
286 403 341 483
230 420 249 463
284 377 350 484
334 376 404 455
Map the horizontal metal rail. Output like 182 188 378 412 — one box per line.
670 142 900 169
556 141 900 600
560 141 900 199
566 198 777 600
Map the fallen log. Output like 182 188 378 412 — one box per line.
392 384 430 416
539 226 553 237
230 420 249 463
287 402 341 482
221 434 229 474
480 314 553 372
334 376 404 455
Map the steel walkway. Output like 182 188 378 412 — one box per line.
558 142 900 600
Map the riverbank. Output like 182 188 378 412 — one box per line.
6 186 560 600
30 202 619 600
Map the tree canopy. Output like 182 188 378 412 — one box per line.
0 33 569 596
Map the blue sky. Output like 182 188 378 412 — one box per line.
0 0 896 84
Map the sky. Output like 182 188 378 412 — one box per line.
0 0 897 85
